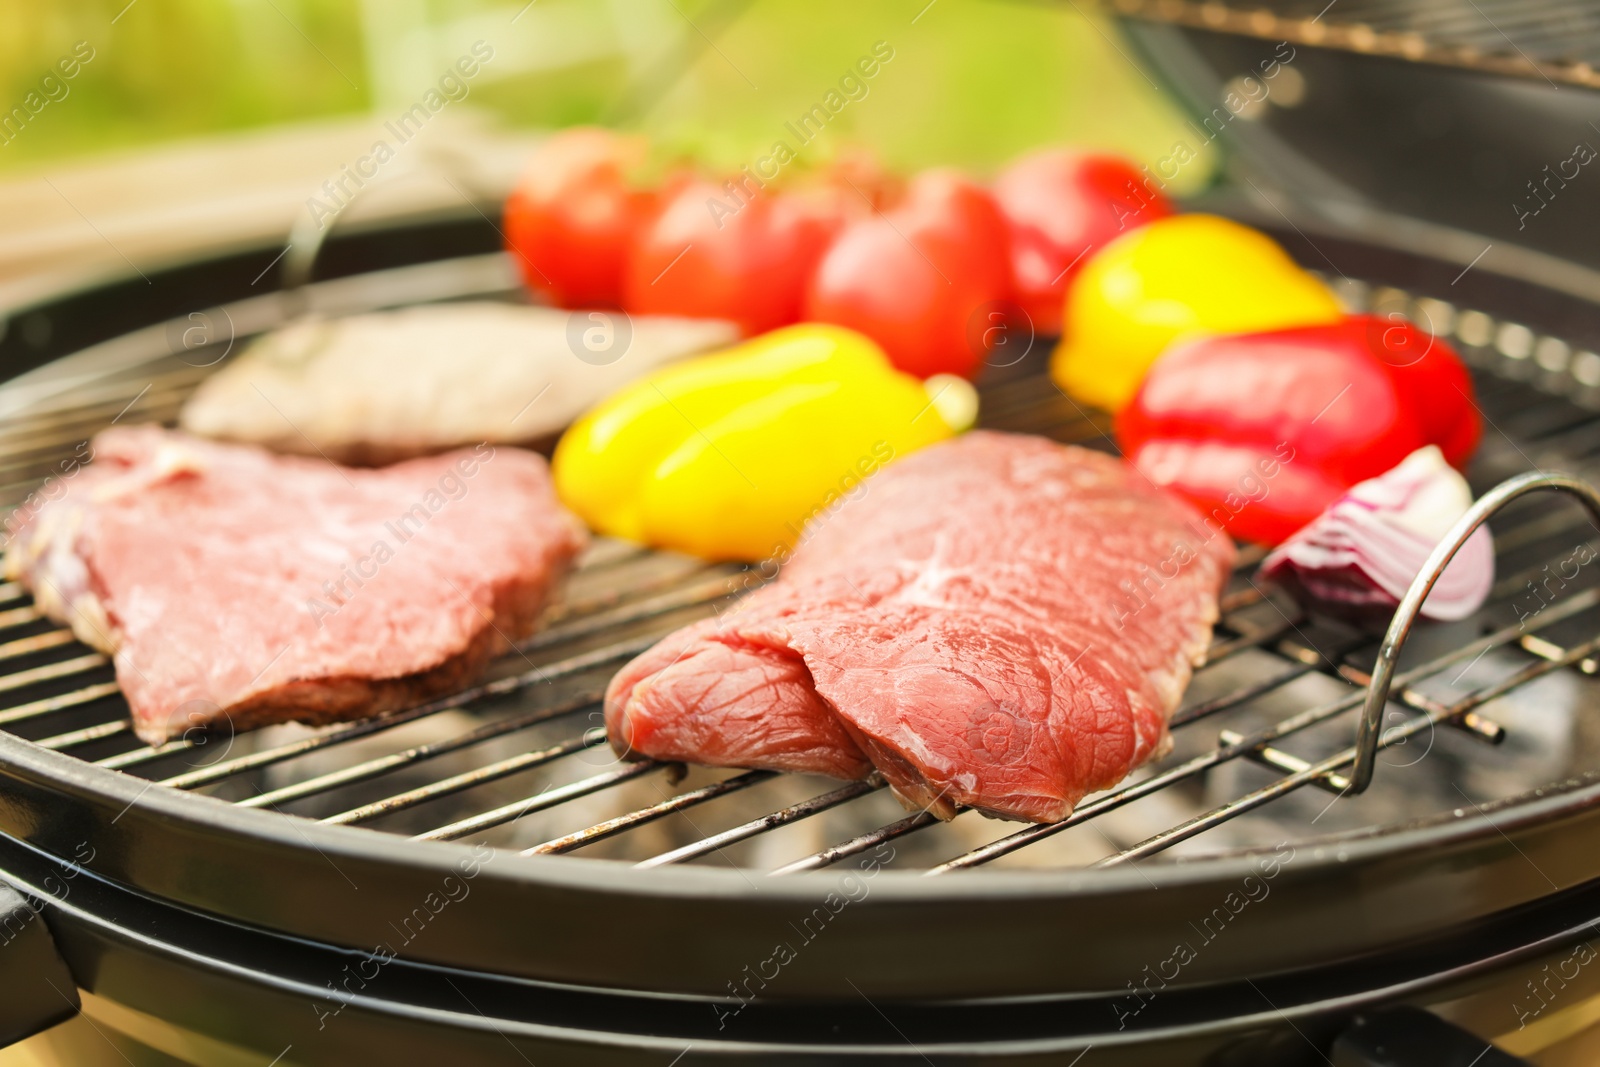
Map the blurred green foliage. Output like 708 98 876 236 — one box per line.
0 0 1212 189
0 0 365 164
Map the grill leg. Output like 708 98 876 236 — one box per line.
1332 1007 1530 1067
0 879 79 1048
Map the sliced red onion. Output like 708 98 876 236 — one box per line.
1260 446 1493 622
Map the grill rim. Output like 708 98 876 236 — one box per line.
5 725 1600 1001
9 811 1600 1063
6 208 1600 999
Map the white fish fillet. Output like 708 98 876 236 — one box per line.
179 302 738 463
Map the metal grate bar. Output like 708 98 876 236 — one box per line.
536 562 737 631
322 731 606 826
123 635 655 782
35 720 131 751
0 391 188 473
527 769 778 855
1490 507 1594 556
635 779 885 869
1202 614 1301 665
0 629 76 662
1523 633 1599 675
412 760 665 842
1492 543 1600 602
1169 641 1338 728
0 364 206 426
522 570 746 651
1233 544 1267 570
1218 729 1351 795
0 683 121 727
234 692 601 810
0 605 42 630
97 735 198 772
770 812 940 876
1098 632 1600 867
0 653 108 696
0 399 184 461
1217 586 1266 614
1337 666 1507 746
572 539 649 570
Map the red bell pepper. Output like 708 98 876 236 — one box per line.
1115 315 1481 546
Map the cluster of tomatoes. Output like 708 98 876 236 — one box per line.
501 127 1172 379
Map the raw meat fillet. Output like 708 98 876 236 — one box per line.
606 431 1234 823
179 303 737 464
5 426 585 745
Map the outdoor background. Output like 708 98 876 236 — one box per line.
0 0 1213 186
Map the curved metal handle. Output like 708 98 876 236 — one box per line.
0 879 78 1047
1354 470 1600 793
278 138 500 304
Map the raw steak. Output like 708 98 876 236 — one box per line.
5 426 585 745
179 303 737 464
606 431 1234 823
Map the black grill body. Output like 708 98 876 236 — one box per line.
6 4 1600 1064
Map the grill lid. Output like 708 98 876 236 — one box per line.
1115 0 1600 86
1114 0 1600 274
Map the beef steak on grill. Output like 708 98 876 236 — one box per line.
606 431 1234 823
5 426 586 745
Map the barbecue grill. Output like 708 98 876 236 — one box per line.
3 4 1600 1065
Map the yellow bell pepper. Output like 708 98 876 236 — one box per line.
1051 214 1344 413
553 323 977 561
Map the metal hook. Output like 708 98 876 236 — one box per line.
1352 469 1600 792
275 139 495 316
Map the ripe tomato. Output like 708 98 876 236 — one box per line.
623 180 836 336
803 170 1013 379
994 150 1172 335
503 127 665 309
794 152 904 221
